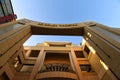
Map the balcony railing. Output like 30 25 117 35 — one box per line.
39 63 75 73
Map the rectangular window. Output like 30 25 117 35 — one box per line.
1 0 8 16
0 72 10 80
0 6 4 17
29 50 40 57
84 45 90 55
24 50 28 53
13 56 21 67
80 64 94 72
5 0 13 14
13 55 23 72
20 65 34 73
44 52 70 64
75 51 85 58
49 44 66 47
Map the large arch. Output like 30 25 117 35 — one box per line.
0 18 120 79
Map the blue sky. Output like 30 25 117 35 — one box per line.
11 0 120 46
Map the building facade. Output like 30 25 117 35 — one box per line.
0 19 120 80
0 0 17 24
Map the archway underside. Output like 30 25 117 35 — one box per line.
0 19 120 79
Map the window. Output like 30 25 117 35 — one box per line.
0 72 10 80
80 64 94 72
29 50 40 57
13 56 22 68
49 44 66 47
84 45 90 55
20 65 34 73
24 50 28 53
75 51 85 58
5 0 13 14
12 55 23 72
0 0 8 16
0 6 4 17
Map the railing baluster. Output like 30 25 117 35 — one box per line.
39 63 75 73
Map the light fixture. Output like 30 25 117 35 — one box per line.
87 32 92 37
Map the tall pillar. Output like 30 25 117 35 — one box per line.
70 48 84 80
29 47 45 80
69 52 75 71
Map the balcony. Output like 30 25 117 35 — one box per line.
39 63 75 73
37 63 77 80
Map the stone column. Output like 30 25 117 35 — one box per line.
70 48 84 80
69 52 75 71
29 47 45 80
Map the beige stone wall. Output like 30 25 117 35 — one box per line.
0 19 119 80
83 41 118 80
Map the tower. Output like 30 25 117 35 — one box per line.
0 19 120 80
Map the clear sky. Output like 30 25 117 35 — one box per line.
11 0 120 46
